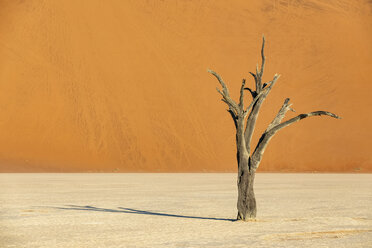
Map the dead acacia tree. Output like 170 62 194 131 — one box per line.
208 36 340 221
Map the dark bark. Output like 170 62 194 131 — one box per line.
208 36 340 221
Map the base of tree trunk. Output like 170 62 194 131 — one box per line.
236 170 256 221
236 210 256 221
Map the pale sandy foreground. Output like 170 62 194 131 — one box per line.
0 174 371 248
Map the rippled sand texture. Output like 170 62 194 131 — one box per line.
0 1 371 172
1 173 371 247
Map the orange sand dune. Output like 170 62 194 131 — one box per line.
0 0 371 172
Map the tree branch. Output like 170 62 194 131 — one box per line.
244 87 257 98
244 74 280 154
270 111 341 133
228 108 238 129
260 35 265 78
265 98 294 132
250 36 266 93
244 87 271 116
239 79 246 109
248 72 257 83
209 69 241 115
251 110 341 169
255 64 261 91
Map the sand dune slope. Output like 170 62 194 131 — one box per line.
0 0 371 172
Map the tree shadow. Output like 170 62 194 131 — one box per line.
55 205 235 222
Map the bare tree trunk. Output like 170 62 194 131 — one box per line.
236 118 256 220
237 166 256 220
208 36 340 221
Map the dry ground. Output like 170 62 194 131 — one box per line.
0 173 371 247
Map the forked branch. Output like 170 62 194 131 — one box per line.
208 69 240 115
270 111 341 133
265 98 294 132
252 110 341 168
249 36 266 93
209 68 270 121
244 73 280 154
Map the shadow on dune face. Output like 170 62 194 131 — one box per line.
54 205 235 222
